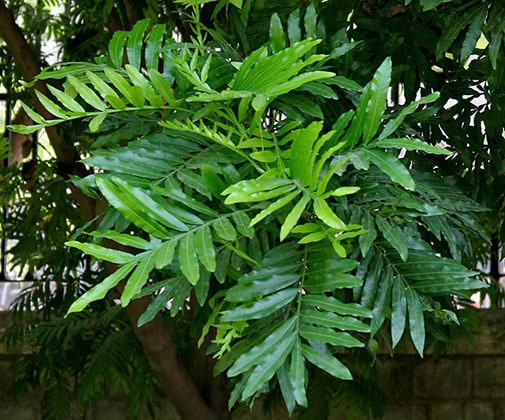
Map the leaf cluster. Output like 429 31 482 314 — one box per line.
2 1 496 418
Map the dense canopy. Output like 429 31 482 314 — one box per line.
0 1 503 419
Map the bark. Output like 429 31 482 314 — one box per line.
0 0 96 218
0 2 222 418
127 296 220 420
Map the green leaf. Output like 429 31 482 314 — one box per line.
195 269 210 305
241 334 295 399
127 19 150 69
195 226 216 272
301 295 372 318
406 287 425 356
162 178 218 217
370 265 393 336
65 241 134 264
250 151 277 163
328 186 360 197
290 122 321 185
228 318 296 376
96 177 188 237
221 288 298 322
362 57 391 144
33 92 68 119
103 68 143 107
287 9 301 45
47 85 85 113
298 230 326 244
374 138 450 155
89 230 154 250
125 64 158 101
213 218 237 242
86 71 125 109
227 273 300 301
251 191 300 226
177 169 212 200
389 249 483 294
300 325 364 348
269 13 286 53
145 24 166 70
137 287 171 327
232 39 331 99
489 30 502 70
232 212 255 238
391 278 407 348
313 197 346 230
179 233 200 285
8 123 53 134
359 211 377 257
301 344 352 380
326 76 362 91
365 149 415 190
289 339 307 407
280 194 311 241
277 362 297 415
89 113 107 132
20 102 47 124
378 93 440 140
148 68 175 103
420 0 446 11
223 178 295 204
435 9 477 60
303 273 361 293
296 81 338 100
108 30 128 68
154 240 176 269
300 309 370 333
121 251 156 306
360 253 384 308
67 75 105 110
304 3 317 39
376 217 408 261
66 262 136 315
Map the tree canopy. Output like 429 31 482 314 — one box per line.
0 1 503 419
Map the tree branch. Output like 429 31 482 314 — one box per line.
126 296 220 420
0 3 221 418
0 0 97 219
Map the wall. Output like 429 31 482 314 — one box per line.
1 310 505 419
378 309 505 420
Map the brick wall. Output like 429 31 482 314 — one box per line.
1 310 505 419
378 309 505 420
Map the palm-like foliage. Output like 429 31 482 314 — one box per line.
10 3 487 415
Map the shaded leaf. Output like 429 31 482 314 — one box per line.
391 278 407 347
66 262 136 315
376 217 408 261
406 287 425 356
365 149 415 190
221 288 298 322
121 251 156 306
301 344 352 380
195 226 216 272
228 318 296 376
179 233 200 285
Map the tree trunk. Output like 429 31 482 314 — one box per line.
0 2 222 418
127 296 220 420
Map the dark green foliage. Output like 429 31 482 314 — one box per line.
2 0 503 418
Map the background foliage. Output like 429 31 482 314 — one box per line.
1 0 504 419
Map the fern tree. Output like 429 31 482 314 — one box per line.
2 1 493 419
